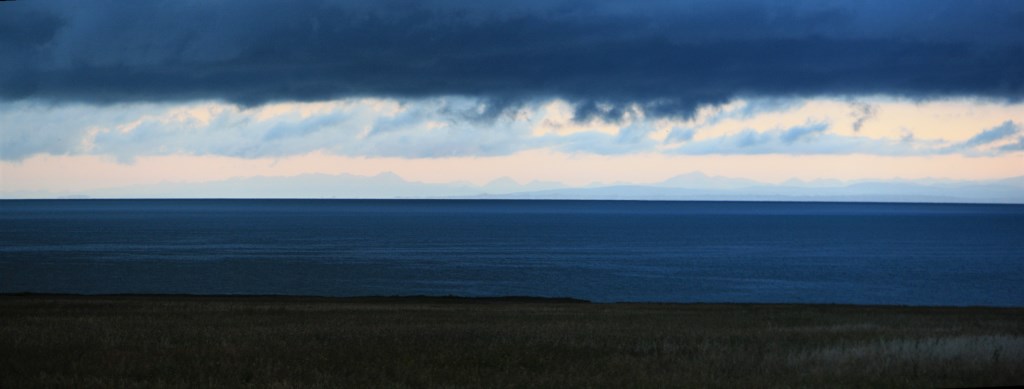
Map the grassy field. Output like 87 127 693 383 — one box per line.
1 295 1022 388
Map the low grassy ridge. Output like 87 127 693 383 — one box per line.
1 295 1022 388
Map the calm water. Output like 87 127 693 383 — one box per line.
1 200 1022 306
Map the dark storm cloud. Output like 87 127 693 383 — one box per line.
2 0 1022 118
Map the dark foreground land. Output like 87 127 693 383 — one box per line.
1 295 1022 388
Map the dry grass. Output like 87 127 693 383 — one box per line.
1 295 1022 388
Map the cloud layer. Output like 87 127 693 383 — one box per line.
2 0 1022 118
3 96 1020 162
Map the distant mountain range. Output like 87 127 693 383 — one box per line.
4 172 1023 204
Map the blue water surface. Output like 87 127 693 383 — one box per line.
1 200 1022 306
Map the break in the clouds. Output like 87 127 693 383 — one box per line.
2 0 1023 119
2 96 1021 161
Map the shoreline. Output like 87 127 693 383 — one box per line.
4 293 1022 309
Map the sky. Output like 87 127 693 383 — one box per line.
1 0 1023 196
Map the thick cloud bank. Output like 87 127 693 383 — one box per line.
2 0 1022 118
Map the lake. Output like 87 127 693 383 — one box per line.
2 199 1022 306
